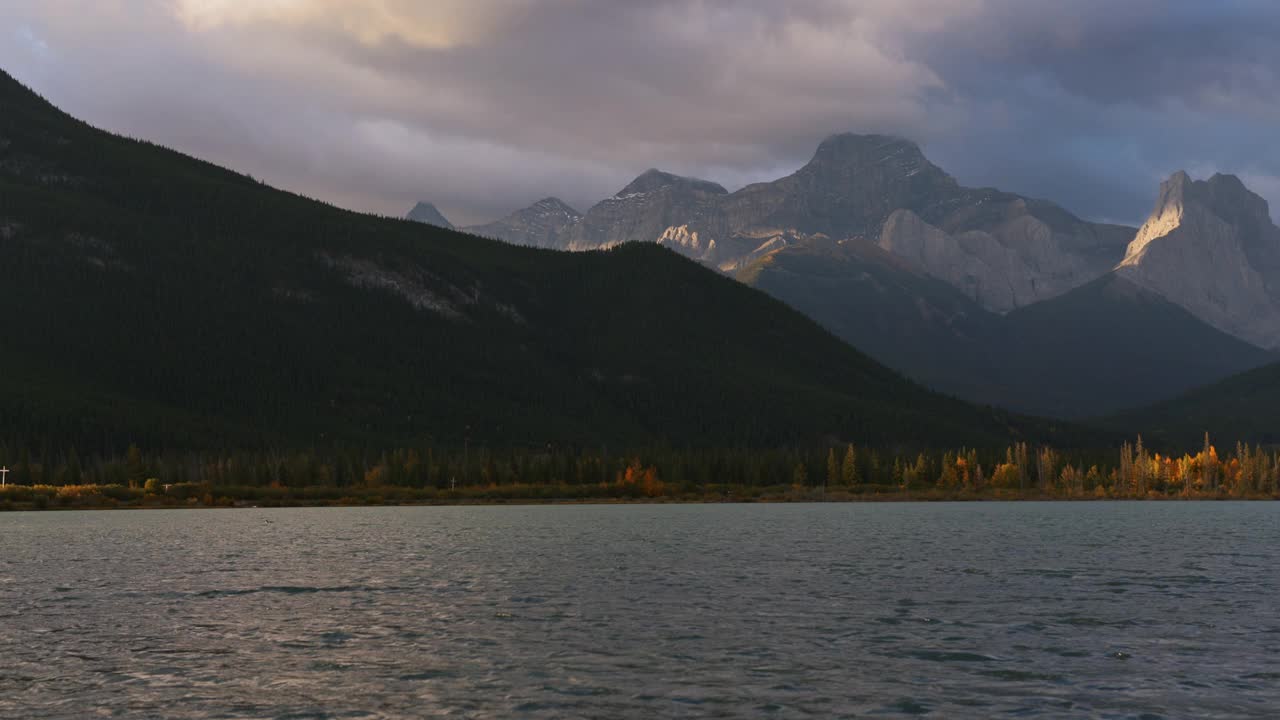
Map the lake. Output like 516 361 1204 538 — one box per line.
1 503 1277 718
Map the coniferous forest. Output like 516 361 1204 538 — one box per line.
2 435 1276 510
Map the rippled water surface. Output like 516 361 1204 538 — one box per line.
2 503 1278 718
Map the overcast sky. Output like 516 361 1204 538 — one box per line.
3 1 1277 226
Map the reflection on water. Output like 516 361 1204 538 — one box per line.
1 502 1277 718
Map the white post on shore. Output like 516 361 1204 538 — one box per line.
0 466 8 487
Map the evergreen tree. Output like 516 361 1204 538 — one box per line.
841 444 858 486
14 449 32 486
938 451 958 488
125 444 145 488
792 461 809 487
1015 442 1029 492
1203 432 1217 491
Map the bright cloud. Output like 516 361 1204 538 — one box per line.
173 0 542 49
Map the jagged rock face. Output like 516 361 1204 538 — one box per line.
551 135 940 247
1116 171 1280 348
654 224 712 259
878 198 1133 312
651 224 810 270
618 168 727 197
713 230 811 272
464 197 581 249
562 169 729 251
878 209 1019 308
720 134 963 238
721 134 1128 309
406 202 453 230
455 133 1132 310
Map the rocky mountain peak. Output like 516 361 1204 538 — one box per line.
529 197 581 217
406 202 454 230
1118 171 1280 348
1200 173 1271 227
791 132 959 220
1130 172 1193 249
1150 171 1268 222
616 169 727 198
441 130 1128 316
460 197 581 249
802 133 944 180
809 133 920 163
1130 171 1274 259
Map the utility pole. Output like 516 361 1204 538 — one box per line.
0 466 8 487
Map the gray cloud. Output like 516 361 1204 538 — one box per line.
1 1 1276 226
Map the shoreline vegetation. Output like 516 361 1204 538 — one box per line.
2 436 1278 511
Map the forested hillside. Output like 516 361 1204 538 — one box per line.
1103 361 1280 446
739 241 1272 418
0 69 1071 454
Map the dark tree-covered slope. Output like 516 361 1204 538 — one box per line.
992 275 1273 418
737 238 1005 396
0 69 1065 452
1102 361 1280 446
740 242 1273 419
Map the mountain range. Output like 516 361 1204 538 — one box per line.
4 60 1274 453
0 68 1075 452
418 134 1280 419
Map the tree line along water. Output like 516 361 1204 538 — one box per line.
1 434 1276 509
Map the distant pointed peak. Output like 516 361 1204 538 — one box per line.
818 131 919 149
802 132 954 189
809 133 924 164
1207 172 1248 192
1134 170 1275 256
1162 170 1254 196
406 201 454 229
1155 170 1269 219
1152 171 1193 208
616 169 727 197
530 196 581 216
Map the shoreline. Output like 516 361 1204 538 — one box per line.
3 492 1273 512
